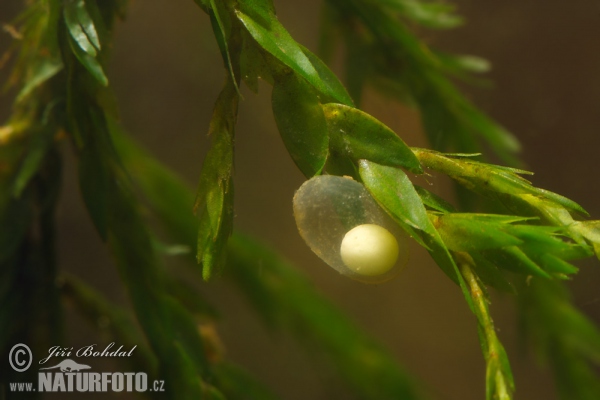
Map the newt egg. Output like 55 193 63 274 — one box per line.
293 175 409 283
340 224 400 276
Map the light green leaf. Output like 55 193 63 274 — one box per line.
324 104 422 173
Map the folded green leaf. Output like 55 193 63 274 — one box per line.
272 72 329 177
324 104 423 173
64 0 101 57
63 1 97 57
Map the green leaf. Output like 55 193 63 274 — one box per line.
323 103 422 173
272 72 329 177
64 0 101 56
16 59 63 102
470 255 516 294
572 220 600 259
235 6 348 104
380 0 463 29
64 1 97 57
359 160 470 291
299 44 354 106
195 81 238 279
414 185 456 213
432 213 524 252
67 34 108 86
209 0 240 94
484 247 551 279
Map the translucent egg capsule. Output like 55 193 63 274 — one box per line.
293 175 409 283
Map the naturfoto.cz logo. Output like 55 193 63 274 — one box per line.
7 343 165 394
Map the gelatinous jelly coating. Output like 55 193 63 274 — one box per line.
293 175 409 283
340 224 400 276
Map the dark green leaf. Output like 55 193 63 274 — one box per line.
324 103 422 173
272 72 329 177
236 6 348 104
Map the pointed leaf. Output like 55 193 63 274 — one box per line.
235 8 346 104
433 214 523 252
63 2 97 57
324 104 422 173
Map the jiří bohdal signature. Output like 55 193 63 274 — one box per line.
38 342 137 365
